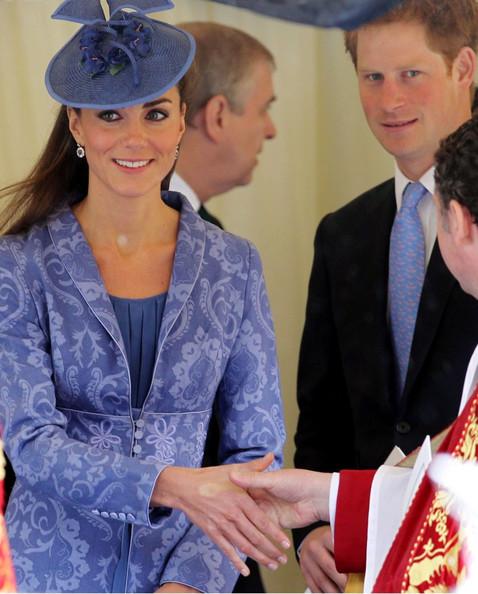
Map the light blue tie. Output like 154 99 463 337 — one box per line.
389 182 428 395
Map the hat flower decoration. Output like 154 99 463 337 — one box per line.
78 17 152 80
45 0 195 109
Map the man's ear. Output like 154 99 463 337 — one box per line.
201 94 232 143
448 199 475 245
67 107 84 145
453 46 476 88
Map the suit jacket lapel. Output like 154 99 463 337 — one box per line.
336 180 396 408
403 241 456 398
365 184 397 402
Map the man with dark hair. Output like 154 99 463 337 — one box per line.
170 21 276 225
169 22 277 593
294 1 478 591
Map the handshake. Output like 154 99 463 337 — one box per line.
155 453 332 577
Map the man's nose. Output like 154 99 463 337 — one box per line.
380 79 406 112
265 112 277 140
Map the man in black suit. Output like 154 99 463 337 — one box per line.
169 22 277 593
170 21 276 227
293 1 478 592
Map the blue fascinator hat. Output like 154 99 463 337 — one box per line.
45 0 195 109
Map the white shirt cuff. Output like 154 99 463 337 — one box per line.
328 472 340 542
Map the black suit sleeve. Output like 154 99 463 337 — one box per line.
293 218 356 550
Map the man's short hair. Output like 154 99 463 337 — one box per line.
177 21 275 124
435 116 478 223
344 0 478 70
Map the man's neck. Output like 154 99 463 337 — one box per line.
175 130 218 203
174 165 210 205
396 156 435 182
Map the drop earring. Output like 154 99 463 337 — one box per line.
76 143 85 159
175 145 180 160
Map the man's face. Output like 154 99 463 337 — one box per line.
356 21 472 179
222 59 277 188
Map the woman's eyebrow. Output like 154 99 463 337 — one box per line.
143 98 173 108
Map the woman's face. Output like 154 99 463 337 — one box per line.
67 87 185 202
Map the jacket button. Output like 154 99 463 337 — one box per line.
133 444 142 454
136 419 145 428
100 511 109 518
396 421 411 434
118 512 126 521
126 513 136 522
134 430 144 439
110 512 118 520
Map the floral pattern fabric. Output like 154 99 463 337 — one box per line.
0 192 285 593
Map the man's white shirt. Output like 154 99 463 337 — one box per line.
170 172 201 212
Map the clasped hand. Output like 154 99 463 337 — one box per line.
230 466 331 530
152 453 291 576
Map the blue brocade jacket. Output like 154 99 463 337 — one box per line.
0 192 285 593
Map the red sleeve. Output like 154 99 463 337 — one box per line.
335 469 376 573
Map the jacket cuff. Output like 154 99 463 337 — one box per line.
335 469 376 573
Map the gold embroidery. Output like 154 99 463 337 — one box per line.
402 399 478 592
406 519 464 592
427 491 451 545
457 410 478 461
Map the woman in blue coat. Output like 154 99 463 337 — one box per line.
0 1 286 591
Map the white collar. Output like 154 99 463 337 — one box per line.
170 172 201 212
394 164 435 208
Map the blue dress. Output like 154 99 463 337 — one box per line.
110 293 167 411
109 293 167 591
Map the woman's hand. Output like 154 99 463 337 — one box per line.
151 453 291 576
230 467 332 529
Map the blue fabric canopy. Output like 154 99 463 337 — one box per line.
207 0 403 29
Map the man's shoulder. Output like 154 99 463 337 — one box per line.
313 178 396 256
330 178 395 222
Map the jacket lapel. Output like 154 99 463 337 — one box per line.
47 205 125 350
156 192 206 352
403 241 456 397
363 183 397 402
333 181 396 413
48 195 207 361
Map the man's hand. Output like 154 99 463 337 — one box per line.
299 525 347 592
152 453 291 577
230 467 332 528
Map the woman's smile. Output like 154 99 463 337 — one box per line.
113 158 153 171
